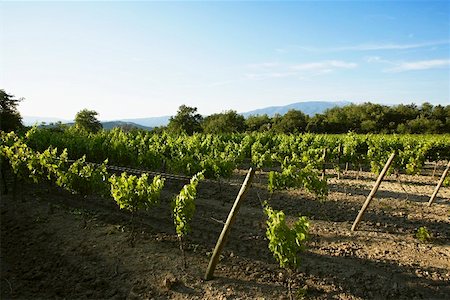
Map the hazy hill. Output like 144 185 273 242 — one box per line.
101 121 152 131
119 116 171 128
240 101 351 118
119 101 351 127
24 101 351 128
22 116 71 126
23 118 152 131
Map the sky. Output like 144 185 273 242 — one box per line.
1 1 449 120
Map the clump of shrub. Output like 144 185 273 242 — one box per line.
416 226 432 243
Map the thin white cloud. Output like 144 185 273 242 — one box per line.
290 60 357 71
245 60 357 80
365 56 395 64
277 40 449 53
244 72 297 80
247 62 280 69
385 59 450 72
178 79 240 89
366 56 382 63
338 41 448 51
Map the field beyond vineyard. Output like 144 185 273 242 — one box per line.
1 165 449 299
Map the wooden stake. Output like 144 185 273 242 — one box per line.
337 144 342 180
321 148 327 180
428 161 450 207
351 152 395 231
432 161 437 178
204 168 255 280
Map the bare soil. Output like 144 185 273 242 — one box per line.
1 166 449 299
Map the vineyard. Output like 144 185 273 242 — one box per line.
1 128 449 299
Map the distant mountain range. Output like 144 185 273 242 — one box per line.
240 100 351 118
23 100 351 129
118 116 172 128
100 121 153 131
23 116 72 126
22 117 154 130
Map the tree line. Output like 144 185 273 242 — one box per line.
1 89 449 134
163 102 450 135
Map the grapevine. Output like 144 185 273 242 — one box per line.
57 156 109 197
264 202 309 299
172 171 204 268
268 164 328 201
109 172 165 213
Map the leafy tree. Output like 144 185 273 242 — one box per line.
0 90 23 132
168 105 203 135
403 117 443 134
384 104 420 132
429 104 449 133
302 102 450 134
360 120 378 133
245 114 271 132
202 110 246 133
272 109 308 133
420 102 433 118
358 103 386 133
75 109 102 133
324 105 360 133
150 126 168 134
306 114 326 133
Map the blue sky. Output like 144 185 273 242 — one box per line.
1 1 449 120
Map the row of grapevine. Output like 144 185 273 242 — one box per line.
21 127 449 200
25 127 239 180
25 128 449 177
0 131 204 265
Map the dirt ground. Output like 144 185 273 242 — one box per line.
1 165 449 299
